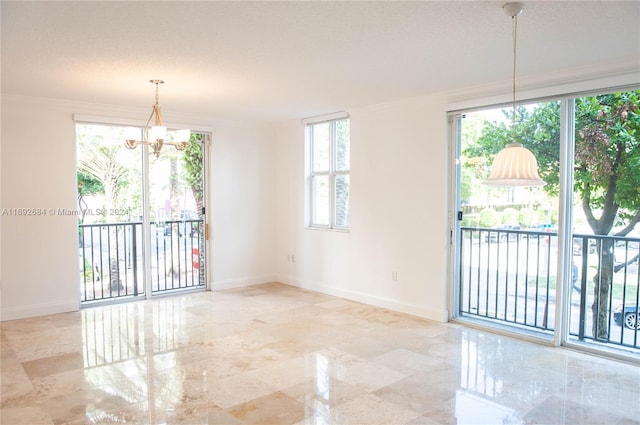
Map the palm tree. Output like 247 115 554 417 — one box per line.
78 143 128 293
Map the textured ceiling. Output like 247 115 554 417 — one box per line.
1 1 639 122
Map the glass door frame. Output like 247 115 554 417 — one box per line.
447 99 568 344
74 114 211 304
141 131 211 299
447 92 639 362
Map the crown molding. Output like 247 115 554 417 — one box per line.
1 93 274 131
444 59 640 112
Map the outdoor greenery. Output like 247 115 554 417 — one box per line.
182 133 205 216
501 207 519 225
528 271 638 302
478 208 499 228
463 91 640 235
76 125 139 222
77 171 103 198
76 124 205 224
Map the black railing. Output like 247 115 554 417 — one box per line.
570 233 639 350
150 220 205 293
79 219 205 303
459 227 639 351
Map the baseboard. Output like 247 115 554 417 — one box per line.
285 279 448 323
212 274 278 291
275 273 292 285
1 300 79 322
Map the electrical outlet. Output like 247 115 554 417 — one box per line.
392 271 398 281
291 254 296 263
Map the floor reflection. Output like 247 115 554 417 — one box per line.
81 299 192 423
454 390 521 425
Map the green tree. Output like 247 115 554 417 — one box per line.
571 91 640 339
77 170 104 197
78 143 129 292
77 170 103 223
182 133 206 286
182 133 204 214
501 207 519 225
78 144 128 221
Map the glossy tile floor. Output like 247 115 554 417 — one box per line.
1 283 639 425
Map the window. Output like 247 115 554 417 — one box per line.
306 118 350 229
451 88 640 357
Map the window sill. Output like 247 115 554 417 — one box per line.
305 226 350 233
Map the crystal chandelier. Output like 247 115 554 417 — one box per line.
125 80 190 157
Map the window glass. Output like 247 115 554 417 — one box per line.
335 119 350 172
457 101 560 331
335 174 350 227
312 123 331 172
312 175 330 226
307 118 350 229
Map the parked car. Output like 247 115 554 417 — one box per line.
485 225 521 243
534 223 555 232
614 305 639 330
525 223 556 239
163 223 183 237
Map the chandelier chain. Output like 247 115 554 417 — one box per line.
155 82 160 105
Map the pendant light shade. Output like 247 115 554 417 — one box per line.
483 2 545 187
484 142 545 187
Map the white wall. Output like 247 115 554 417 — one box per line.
210 125 277 289
275 95 451 322
273 66 640 324
1 97 79 320
3 66 635 322
0 95 277 320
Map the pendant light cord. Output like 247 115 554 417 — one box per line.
511 15 518 144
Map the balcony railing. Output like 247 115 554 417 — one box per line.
79 219 205 303
459 227 639 351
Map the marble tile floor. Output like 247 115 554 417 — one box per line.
1 282 639 425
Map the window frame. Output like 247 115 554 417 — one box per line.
447 84 640 363
306 117 350 231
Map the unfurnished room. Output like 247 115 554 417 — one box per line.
1 1 639 424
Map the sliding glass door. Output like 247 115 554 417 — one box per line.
76 123 207 304
147 133 207 293
566 91 640 351
453 101 561 334
451 89 640 357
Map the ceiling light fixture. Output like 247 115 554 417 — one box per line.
484 3 545 187
125 80 190 157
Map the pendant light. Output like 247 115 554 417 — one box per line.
484 3 545 187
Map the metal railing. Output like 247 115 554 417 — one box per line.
79 219 205 303
570 233 639 350
459 227 639 350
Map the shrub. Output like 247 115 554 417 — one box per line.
519 207 536 227
479 208 500 228
501 208 519 225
